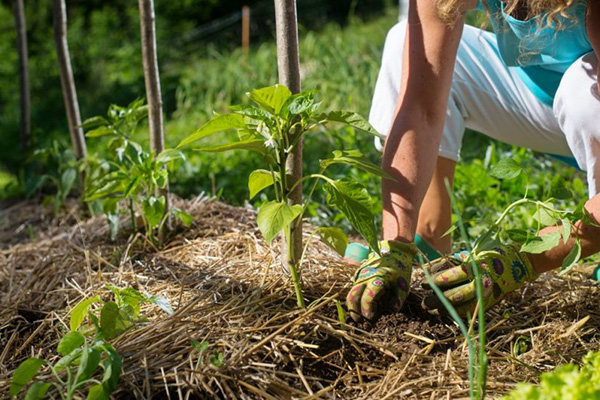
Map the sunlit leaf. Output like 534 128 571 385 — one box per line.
321 111 384 139
57 331 85 356
520 232 561 254
193 139 266 155
320 150 394 179
323 178 379 253
177 114 245 148
489 158 522 180
86 126 115 138
247 84 292 114
70 297 101 331
248 169 278 199
257 201 303 243
156 149 185 164
10 359 45 396
318 227 348 256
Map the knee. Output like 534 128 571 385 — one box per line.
554 52 600 142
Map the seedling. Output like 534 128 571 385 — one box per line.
83 100 192 247
179 85 390 307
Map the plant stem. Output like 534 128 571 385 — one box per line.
129 198 137 231
285 224 305 308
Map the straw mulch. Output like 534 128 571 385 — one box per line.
1 196 600 399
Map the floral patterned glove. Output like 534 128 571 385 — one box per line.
346 240 417 321
422 245 539 317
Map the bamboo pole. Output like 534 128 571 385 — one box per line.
52 0 87 159
274 0 302 276
13 0 30 150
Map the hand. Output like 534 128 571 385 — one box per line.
422 245 539 317
346 240 417 321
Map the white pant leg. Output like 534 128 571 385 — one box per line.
554 52 600 197
370 22 573 162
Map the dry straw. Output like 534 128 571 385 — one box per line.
1 196 599 399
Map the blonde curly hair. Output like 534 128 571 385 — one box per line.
437 0 578 28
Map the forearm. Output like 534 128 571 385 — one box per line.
528 194 600 273
587 0 600 93
381 0 466 242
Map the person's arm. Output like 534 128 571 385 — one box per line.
588 0 600 95
381 0 475 242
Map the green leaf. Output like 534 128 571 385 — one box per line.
98 344 122 393
247 84 292 114
193 139 266 155
322 111 384 139
81 116 109 130
335 300 346 324
323 178 379 253
75 347 102 385
24 381 51 400
71 297 101 331
520 232 561 254
550 175 572 200
54 348 82 372
506 229 530 244
210 352 224 367
100 302 120 339
156 149 185 164
87 384 108 400
533 206 557 226
57 331 85 356
320 150 394 180
60 168 77 200
177 114 245 148
142 196 166 228
11 358 45 396
147 295 174 315
280 91 317 118
86 126 115 138
192 340 209 353
318 227 348 256
256 201 304 243
123 177 140 198
173 209 193 226
489 158 522 180
248 170 278 199
562 219 572 244
561 239 581 271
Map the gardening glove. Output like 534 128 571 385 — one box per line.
422 245 539 317
346 240 417 321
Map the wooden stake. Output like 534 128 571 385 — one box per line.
52 0 86 160
242 6 250 58
13 0 30 150
274 0 302 275
138 0 165 156
139 0 169 234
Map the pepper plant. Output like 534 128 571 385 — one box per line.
83 100 192 247
179 85 390 307
10 286 171 399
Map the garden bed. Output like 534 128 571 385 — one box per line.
1 197 599 399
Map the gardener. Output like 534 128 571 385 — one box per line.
346 0 600 321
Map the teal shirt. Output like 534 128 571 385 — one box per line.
479 0 592 106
